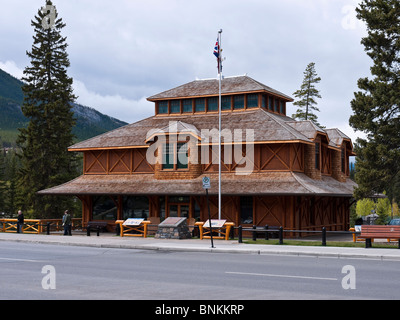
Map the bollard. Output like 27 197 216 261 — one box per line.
87 226 91 236
278 226 283 245
230 225 235 240
264 225 269 240
96 226 100 236
238 226 242 243
322 227 326 246
47 222 51 235
252 225 257 241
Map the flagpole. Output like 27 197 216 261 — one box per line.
218 29 222 220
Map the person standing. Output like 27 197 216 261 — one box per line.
62 210 72 236
17 210 24 233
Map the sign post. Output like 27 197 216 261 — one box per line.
202 177 215 248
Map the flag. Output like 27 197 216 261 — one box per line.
213 38 220 59
213 37 222 73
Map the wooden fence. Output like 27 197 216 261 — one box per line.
0 218 82 234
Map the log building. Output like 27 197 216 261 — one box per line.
39 75 356 234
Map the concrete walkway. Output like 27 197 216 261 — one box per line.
1 232 400 261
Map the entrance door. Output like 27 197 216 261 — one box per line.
168 204 190 218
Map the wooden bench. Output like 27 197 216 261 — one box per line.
86 221 108 235
358 225 400 248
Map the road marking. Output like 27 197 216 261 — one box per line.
225 271 338 281
0 257 43 263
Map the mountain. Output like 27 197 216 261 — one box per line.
0 68 128 147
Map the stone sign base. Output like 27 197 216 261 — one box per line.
155 217 192 239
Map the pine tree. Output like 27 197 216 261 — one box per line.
0 147 6 214
292 62 323 127
17 1 78 218
5 151 18 216
376 197 391 224
349 0 400 201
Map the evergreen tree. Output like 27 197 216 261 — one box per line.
5 150 20 216
17 1 78 218
0 147 6 213
292 62 323 127
349 0 400 201
375 197 391 224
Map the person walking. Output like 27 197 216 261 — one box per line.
62 210 72 235
17 210 24 233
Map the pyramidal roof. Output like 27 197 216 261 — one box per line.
325 128 352 147
147 75 293 102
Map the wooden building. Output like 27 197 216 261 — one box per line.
39 75 356 234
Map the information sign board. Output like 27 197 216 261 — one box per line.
203 219 226 228
123 218 144 226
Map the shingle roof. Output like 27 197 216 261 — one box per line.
285 120 325 140
37 172 356 197
285 120 340 149
147 75 294 101
145 120 202 142
68 109 313 150
325 128 352 147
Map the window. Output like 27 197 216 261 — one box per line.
195 98 205 112
162 142 188 170
315 142 320 169
240 196 253 224
169 196 190 203
92 196 117 221
247 94 258 108
162 143 174 169
159 197 166 221
177 142 188 169
123 196 149 220
194 202 200 221
207 97 218 111
183 99 193 113
262 95 267 109
170 100 180 113
280 101 285 114
158 101 168 114
233 95 244 109
268 97 273 111
222 96 231 110
274 99 279 112
341 148 346 173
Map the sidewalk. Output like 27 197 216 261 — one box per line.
1 232 400 261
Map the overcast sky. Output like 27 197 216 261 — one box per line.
0 0 370 142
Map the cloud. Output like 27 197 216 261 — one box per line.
0 0 372 141
72 80 153 124
0 60 24 80
0 59 152 124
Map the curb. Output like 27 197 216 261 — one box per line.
1 234 400 260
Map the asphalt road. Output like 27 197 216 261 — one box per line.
0 241 399 300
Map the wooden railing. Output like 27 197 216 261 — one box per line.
0 218 82 234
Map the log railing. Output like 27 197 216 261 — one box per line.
0 218 82 234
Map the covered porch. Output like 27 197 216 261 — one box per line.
38 171 356 235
